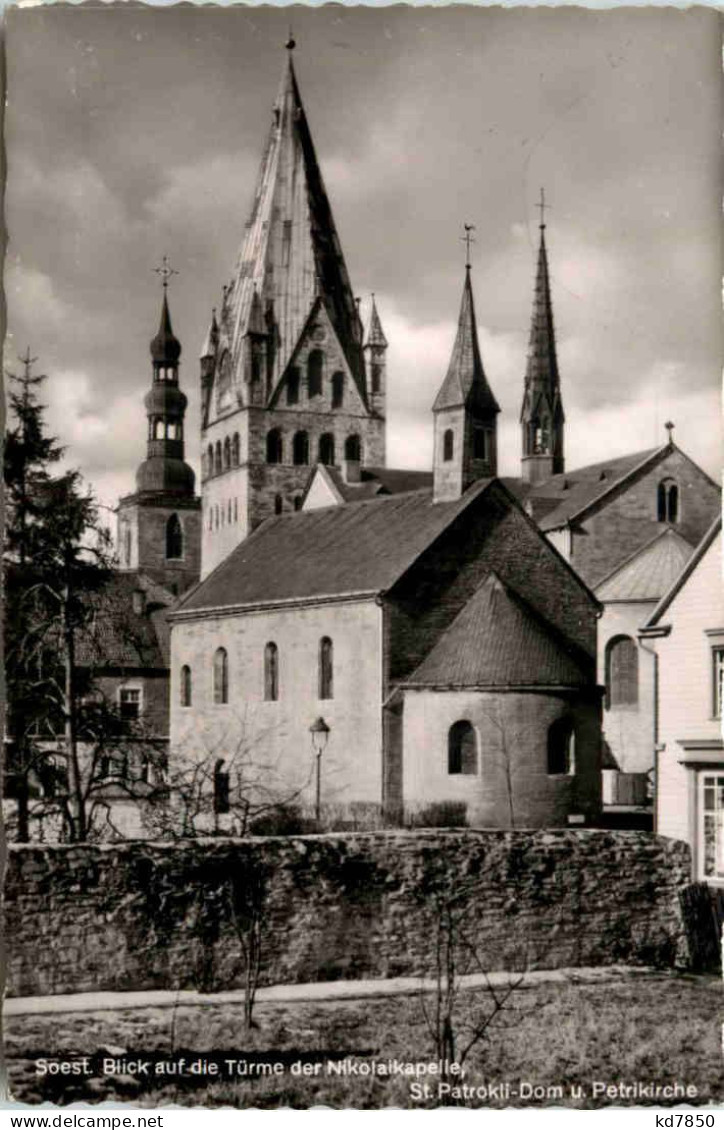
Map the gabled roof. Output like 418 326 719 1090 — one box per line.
177 480 497 614
505 446 663 530
76 572 177 668
595 528 694 603
643 515 722 629
317 464 434 504
223 47 365 404
406 572 591 689
432 267 499 417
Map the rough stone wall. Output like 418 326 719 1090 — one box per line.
6 829 691 998
118 496 202 595
570 449 720 587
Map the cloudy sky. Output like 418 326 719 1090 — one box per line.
5 5 722 517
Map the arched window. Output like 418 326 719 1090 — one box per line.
606 636 639 707
215 441 222 476
122 524 132 566
319 433 335 466
155 419 165 440
448 721 477 775
547 717 575 775
274 494 283 515
443 429 454 462
223 436 231 470
232 433 240 466
287 368 300 406
213 647 228 705
331 371 345 408
264 642 279 701
319 637 333 700
180 665 192 708
345 434 361 462
293 495 302 511
166 513 183 560
266 429 283 464
293 431 309 466
658 479 679 523
308 350 324 397
371 364 382 394
206 444 214 477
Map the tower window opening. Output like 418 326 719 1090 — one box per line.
331 371 344 408
658 479 679 523
224 436 231 469
155 419 165 440
345 434 361 462
319 433 335 466
166 513 183 560
266 429 283 464
473 427 488 461
448 721 477 775
371 363 382 394
274 494 283 515
215 442 222 476
232 432 240 466
293 431 309 466
443 429 454 462
308 350 323 398
287 368 300 406
207 444 214 477
180 665 192 708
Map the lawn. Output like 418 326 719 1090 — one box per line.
6 972 724 1109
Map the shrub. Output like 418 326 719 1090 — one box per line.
406 801 468 828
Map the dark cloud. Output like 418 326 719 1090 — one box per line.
5 4 722 507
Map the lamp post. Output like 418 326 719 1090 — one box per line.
309 716 330 823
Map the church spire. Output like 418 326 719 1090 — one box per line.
520 190 565 484
433 239 500 504
220 43 365 406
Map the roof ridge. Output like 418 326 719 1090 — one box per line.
644 514 722 628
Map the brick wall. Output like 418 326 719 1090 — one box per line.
6 829 691 998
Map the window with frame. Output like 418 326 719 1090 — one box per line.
264 642 279 701
448 721 477 775
119 688 141 722
443 429 454 462
180 665 192 708
701 774 724 880
318 637 333 700
713 648 724 719
213 647 229 705
605 636 639 707
657 479 679 523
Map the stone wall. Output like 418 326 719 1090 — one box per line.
5 830 692 999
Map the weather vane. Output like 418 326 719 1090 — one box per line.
537 187 550 229
154 255 179 291
665 420 675 444
461 223 476 268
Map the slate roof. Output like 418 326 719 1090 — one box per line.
432 268 500 416
406 572 590 688
322 465 433 503
178 480 496 613
522 226 562 408
76 572 176 668
644 515 722 629
504 446 664 530
595 528 694 603
365 296 388 348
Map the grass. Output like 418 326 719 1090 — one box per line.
6 972 724 1109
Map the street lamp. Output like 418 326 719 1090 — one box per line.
309 716 330 822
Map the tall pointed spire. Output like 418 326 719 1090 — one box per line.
221 43 365 405
433 266 499 417
520 191 565 484
433 249 500 503
365 294 388 349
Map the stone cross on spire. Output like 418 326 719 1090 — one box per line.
537 187 550 230
461 223 476 268
154 255 179 291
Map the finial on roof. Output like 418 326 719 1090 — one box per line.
461 223 476 269
153 254 178 292
286 27 296 51
665 420 675 445
537 187 550 231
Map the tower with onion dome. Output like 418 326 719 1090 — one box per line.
116 259 201 594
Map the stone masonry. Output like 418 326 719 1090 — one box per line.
6 829 691 998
